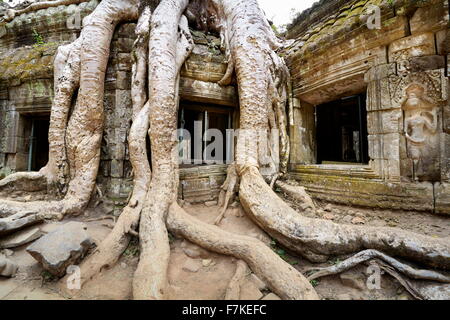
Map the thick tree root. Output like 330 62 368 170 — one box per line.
225 260 248 300
305 249 450 283
0 0 138 220
75 102 151 287
215 164 239 225
133 0 191 300
0 211 43 236
0 172 47 194
276 180 316 210
239 167 450 270
1 0 90 23
167 203 319 300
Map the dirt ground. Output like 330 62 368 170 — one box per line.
1 193 449 300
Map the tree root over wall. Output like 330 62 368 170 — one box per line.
1 0 449 301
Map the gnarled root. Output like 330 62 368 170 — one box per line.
239 167 450 270
0 172 47 194
0 211 43 236
76 102 151 288
275 180 316 210
305 249 450 283
225 260 248 300
0 0 139 220
215 163 239 225
132 0 191 300
167 203 319 300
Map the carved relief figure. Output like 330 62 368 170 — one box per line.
402 84 439 181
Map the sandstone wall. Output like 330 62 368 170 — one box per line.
286 0 449 214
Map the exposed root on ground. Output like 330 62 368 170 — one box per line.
305 249 450 283
1 0 90 23
167 203 319 300
225 260 248 300
132 0 192 300
0 211 44 236
215 164 239 225
239 167 450 270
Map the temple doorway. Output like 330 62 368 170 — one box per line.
178 102 234 167
316 94 368 164
26 115 50 171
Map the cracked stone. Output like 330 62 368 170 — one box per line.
26 222 93 277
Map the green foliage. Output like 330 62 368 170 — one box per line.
270 239 298 266
0 167 13 180
124 238 140 257
32 29 45 47
310 279 320 287
41 270 57 282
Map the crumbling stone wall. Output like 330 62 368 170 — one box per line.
286 0 449 214
0 0 237 204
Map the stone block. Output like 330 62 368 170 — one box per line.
410 55 445 72
389 33 435 61
435 183 450 215
27 222 93 277
110 159 124 178
410 2 449 35
382 133 400 160
116 71 131 90
364 63 396 82
0 227 42 249
368 135 382 159
380 109 402 133
436 30 448 55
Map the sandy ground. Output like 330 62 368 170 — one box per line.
1 195 449 300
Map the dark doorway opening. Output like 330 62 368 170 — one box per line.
316 94 368 164
178 102 233 167
28 116 50 171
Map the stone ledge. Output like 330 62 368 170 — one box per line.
287 171 437 213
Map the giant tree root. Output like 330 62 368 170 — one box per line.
167 203 319 300
76 103 151 286
132 0 192 301
225 260 248 300
305 249 450 283
0 211 43 236
275 180 316 210
239 167 450 270
0 172 47 194
0 0 139 220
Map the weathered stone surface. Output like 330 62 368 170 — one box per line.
435 183 450 215
0 227 42 249
410 55 445 72
182 258 202 273
181 240 210 259
389 33 436 62
409 1 449 35
0 257 18 277
340 273 366 290
26 222 93 277
262 293 281 300
288 169 435 212
239 279 263 300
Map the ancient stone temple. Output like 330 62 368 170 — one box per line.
0 0 448 214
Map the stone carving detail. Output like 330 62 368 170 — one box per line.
401 83 439 181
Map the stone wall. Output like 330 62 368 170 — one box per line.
0 1 237 203
286 0 449 214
